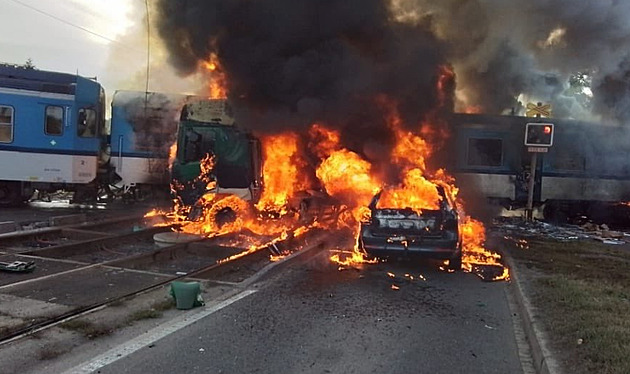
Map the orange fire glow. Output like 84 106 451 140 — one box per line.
463 105 483 114
168 143 177 169
437 65 455 108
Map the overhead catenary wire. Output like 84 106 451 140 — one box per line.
144 0 151 127
5 0 143 55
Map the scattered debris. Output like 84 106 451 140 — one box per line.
0 261 36 273
493 217 630 245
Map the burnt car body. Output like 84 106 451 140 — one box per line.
358 186 462 269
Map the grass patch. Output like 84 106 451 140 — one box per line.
60 319 112 340
534 275 630 374
152 298 176 312
126 309 162 322
506 237 630 374
39 346 68 360
125 299 175 325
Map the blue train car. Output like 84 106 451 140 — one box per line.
0 65 107 206
449 113 630 219
109 91 187 191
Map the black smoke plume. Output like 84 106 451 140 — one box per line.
115 91 185 155
155 0 452 142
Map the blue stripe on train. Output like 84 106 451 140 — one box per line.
0 145 98 156
114 152 169 159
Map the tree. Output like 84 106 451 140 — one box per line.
23 58 35 69
566 71 593 109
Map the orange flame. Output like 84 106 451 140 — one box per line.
316 149 381 221
377 168 440 213
459 217 510 281
309 123 341 159
202 53 227 99
255 133 309 215
168 142 177 171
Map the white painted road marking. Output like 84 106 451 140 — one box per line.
63 289 257 374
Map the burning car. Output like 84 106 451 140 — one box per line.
358 185 462 269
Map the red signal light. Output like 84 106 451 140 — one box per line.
525 123 554 146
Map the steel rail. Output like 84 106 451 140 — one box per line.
0 229 319 345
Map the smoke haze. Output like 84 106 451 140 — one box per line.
401 0 630 123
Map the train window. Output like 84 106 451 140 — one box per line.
551 154 585 171
78 108 97 138
45 106 63 136
467 138 503 167
0 105 14 143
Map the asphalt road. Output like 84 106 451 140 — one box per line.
94 251 523 374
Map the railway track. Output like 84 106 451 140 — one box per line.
0 217 326 345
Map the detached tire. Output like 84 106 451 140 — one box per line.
0 182 22 207
215 207 237 228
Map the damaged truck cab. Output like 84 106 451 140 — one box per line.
358 186 462 269
171 99 262 206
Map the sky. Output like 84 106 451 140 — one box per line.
1 0 137 77
0 0 192 100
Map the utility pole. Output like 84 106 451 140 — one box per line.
524 102 554 221
525 149 538 221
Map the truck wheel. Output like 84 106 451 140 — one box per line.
0 182 22 207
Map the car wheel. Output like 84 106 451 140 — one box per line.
448 252 462 271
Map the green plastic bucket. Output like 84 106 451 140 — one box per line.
170 281 203 310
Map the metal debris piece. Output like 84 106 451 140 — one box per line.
267 243 283 255
0 261 36 273
492 217 628 244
